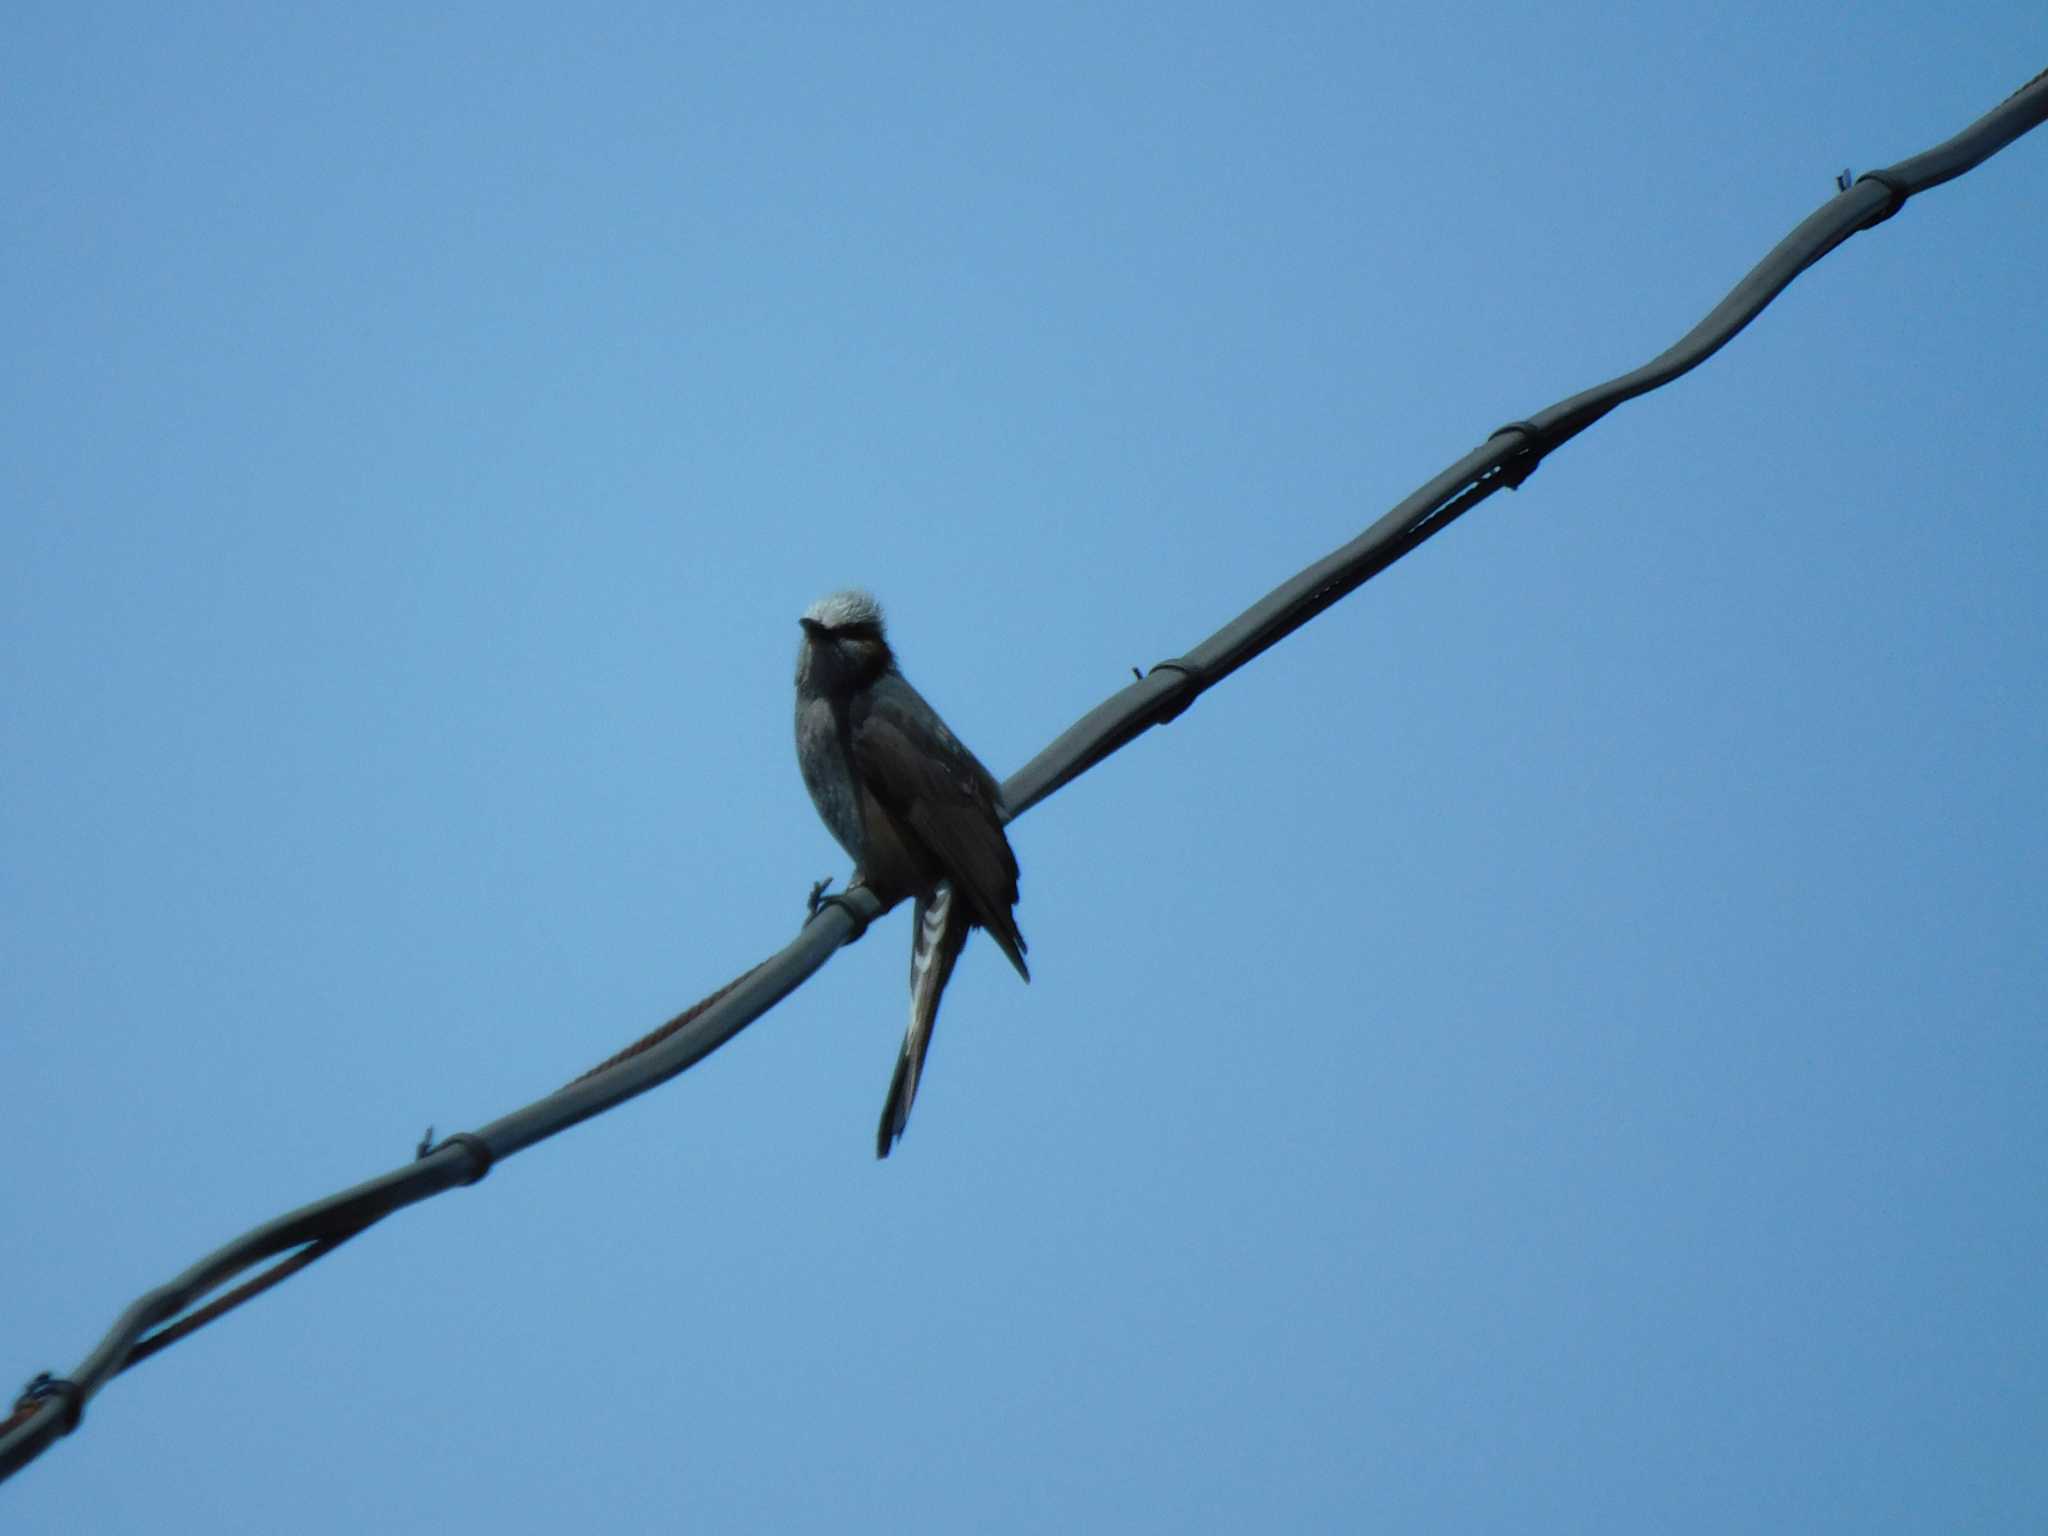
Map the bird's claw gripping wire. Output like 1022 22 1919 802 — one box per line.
804 876 873 941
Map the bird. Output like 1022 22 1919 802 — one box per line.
793 589 1028 1156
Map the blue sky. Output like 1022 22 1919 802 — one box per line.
5 5 2044 1531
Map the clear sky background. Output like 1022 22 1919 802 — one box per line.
5 6 2044 1532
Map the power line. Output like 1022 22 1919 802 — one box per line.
6 64 2044 1485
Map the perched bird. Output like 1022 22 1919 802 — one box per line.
794 589 1028 1156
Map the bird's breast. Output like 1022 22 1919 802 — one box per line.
796 696 865 864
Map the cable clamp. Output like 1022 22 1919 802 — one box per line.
1486 420 1548 489
420 1131 495 1185
16 1373 84 1435
1144 658 1207 724
1852 170 1909 228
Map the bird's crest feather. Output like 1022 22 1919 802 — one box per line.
802 589 884 632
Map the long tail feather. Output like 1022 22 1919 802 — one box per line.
877 882 970 1157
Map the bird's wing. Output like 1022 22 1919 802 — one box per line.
850 678 1029 981
877 881 972 1157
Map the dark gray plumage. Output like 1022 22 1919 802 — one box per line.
794 589 1028 1157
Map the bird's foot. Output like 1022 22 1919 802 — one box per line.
804 877 873 942
806 876 835 918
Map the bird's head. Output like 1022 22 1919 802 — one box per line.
796 588 893 693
